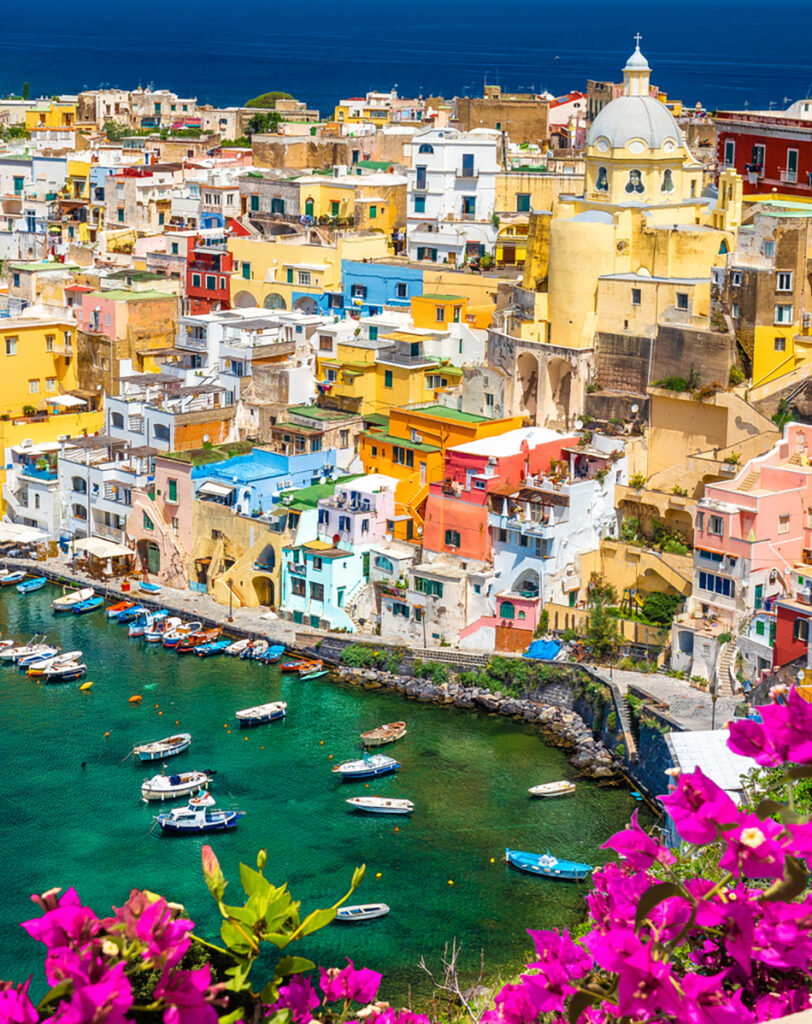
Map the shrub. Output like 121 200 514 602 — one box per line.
614 741 626 757
413 659 449 685
718 631 733 645
641 591 682 626
729 365 746 386
606 710 617 731
628 473 647 489
662 537 689 555
341 644 385 668
621 514 642 542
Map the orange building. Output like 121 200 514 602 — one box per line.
410 293 495 331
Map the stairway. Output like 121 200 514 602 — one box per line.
344 580 374 633
789 453 803 465
617 694 639 763
738 471 759 492
715 641 737 698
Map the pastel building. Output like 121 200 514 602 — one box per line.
342 260 424 314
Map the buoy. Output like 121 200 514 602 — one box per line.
375 872 382 878
175 720 179 725
129 695 142 704
490 857 495 864
79 682 93 692
395 826 399 832
365 783 370 788
244 736 248 741
158 711 162 716
224 723 228 728
154 704 159 709
227 729 231 734
104 731 110 738
328 754 333 760
320 740 324 746
448 880 454 886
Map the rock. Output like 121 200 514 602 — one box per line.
500 700 523 716
473 694 501 712
592 766 616 778
453 694 475 709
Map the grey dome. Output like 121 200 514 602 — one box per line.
586 95 681 151
624 46 650 70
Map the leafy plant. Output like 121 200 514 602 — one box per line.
729 365 746 386
629 473 647 489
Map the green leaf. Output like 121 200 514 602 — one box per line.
293 906 337 939
274 956 316 979
567 989 602 1024
225 961 254 992
218 1010 246 1024
221 902 261 926
785 766 812 781
37 980 72 1011
755 798 786 821
351 864 366 891
240 861 272 900
763 854 808 902
221 918 255 956
634 882 684 931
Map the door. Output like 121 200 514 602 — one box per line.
305 198 314 217
362 552 370 577
787 148 799 183
146 542 160 575
420 461 426 486
502 245 516 265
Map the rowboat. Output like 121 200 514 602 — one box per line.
27 650 82 676
133 733 192 762
280 658 307 671
106 600 135 619
225 638 252 656
346 796 413 815
16 577 47 594
139 581 162 594
17 645 59 667
335 903 390 922
300 669 329 680
115 605 148 624
144 616 180 643
155 793 243 834
141 769 213 802
240 639 269 660
235 701 287 726
73 596 105 615
528 781 576 798
332 753 400 780
43 661 87 682
361 722 407 748
196 640 230 658
177 628 221 653
129 610 167 638
257 644 285 663
0 572 27 587
53 587 95 612
282 659 323 675
162 622 202 649
505 848 592 881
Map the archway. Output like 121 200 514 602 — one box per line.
137 539 161 574
517 352 539 423
294 296 318 314
263 293 287 310
304 198 314 217
546 357 574 426
513 567 541 598
233 291 259 309
252 575 274 607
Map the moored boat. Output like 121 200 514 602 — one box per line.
360 721 407 748
240 639 269 660
115 605 148 624
235 701 287 726
505 848 592 881
144 616 180 643
42 661 87 682
177 627 221 653
141 769 213 802
0 571 27 587
346 796 413 815
335 903 390 922
16 577 47 594
27 650 82 676
1 638 48 662
154 793 243 834
73 596 104 615
133 732 192 762
282 658 323 675
53 587 95 612
257 644 285 663
300 668 329 680
17 645 59 667
196 640 230 658
129 610 167 638
162 622 202 649
332 753 400 780
528 781 576 799
106 600 135 619
225 638 252 657
139 581 162 593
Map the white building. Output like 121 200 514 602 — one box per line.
3 441 62 537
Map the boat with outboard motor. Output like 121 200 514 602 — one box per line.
141 769 214 802
16 577 47 594
133 732 192 762
235 701 287 727
154 792 243 833
332 753 400 780
505 848 592 881
53 587 95 612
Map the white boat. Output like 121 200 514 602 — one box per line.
528 781 577 798
0 637 47 662
27 650 83 676
332 753 399 780
52 587 95 612
144 616 180 643
16 645 59 667
225 638 252 656
335 903 390 922
235 701 287 726
360 721 407 748
154 792 244 834
133 733 192 762
42 661 87 682
141 769 213 802
346 796 413 815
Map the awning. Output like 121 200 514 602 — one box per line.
198 481 235 498
49 395 87 408
0 522 47 545
73 537 133 558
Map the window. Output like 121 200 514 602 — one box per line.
338 515 350 532
153 424 170 443
676 292 689 310
631 288 641 306
5 337 16 356
462 195 476 217
778 514 790 535
324 367 337 383
371 446 377 457
473 479 486 490
731 304 739 319
696 511 704 532
787 148 799 183
310 437 322 453
158 212 165 226
435 306 446 323
45 334 54 352
724 139 735 168
731 271 742 287
143 513 154 531
764 240 775 258
384 369 393 389
775 337 787 351
516 193 531 212
111 411 124 429
292 577 306 597
350 284 367 299
312 556 323 571
595 167 608 192
661 168 674 193
392 446 414 467
775 304 794 324
708 515 724 536
413 195 426 213
395 282 408 299
375 555 394 573
271 197 285 214
206 275 216 291
369 326 378 340
167 479 177 503
500 601 515 619
625 169 644 194
392 601 409 618
250 195 259 212
756 620 765 637
414 576 443 597
240 262 251 280
418 143 434 154
28 380 39 394
45 377 55 392
485 392 494 410
777 272 793 292
445 529 461 547
298 270 311 286
310 582 324 601
413 607 423 622
461 153 475 178
339 429 349 447
369 205 377 219
12 273 20 288
171 242 179 255
319 335 333 352
698 549 723 563
796 618 810 642
330 201 340 217
117 208 124 222
698 571 734 598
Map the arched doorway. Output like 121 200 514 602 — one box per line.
233 291 258 308
263 292 287 310
294 296 318 314
137 539 161 574
517 352 539 423
304 198 314 217
546 357 573 426
252 576 274 607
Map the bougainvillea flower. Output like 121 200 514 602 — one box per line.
601 810 676 871
0 979 39 1024
660 769 740 844
154 963 223 1024
269 974 321 1024
21 888 100 953
320 961 382 1004
718 814 788 879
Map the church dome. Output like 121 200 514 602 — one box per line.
586 94 681 152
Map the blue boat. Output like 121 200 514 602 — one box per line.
332 753 400 780
257 644 285 664
196 640 230 658
139 581 162 594
16 577 47 594
155 794 243 834
116 605 148 624
505 848 592 881
129 610 167 638
73 596 105 615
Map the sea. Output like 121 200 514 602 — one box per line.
0 583 640 998
2 0 812 117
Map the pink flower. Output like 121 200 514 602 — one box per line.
753 898 812 970
718 814 787 879
726 718 781 766
601 810 676 871
586 862 650 934
320 961 382 1004
585 927 643 974
368 1011 430 1024
21 888 99 953
729 688 812 765
269 974 320 1024
154 964 223 1024
753 987 810 1023
526 928 592 980
680 972 754 1024
660 768 740 845
483 980 550 1024
615 943 680 1018
49 960 132 1024
0 979 39 1024
113 893 193 970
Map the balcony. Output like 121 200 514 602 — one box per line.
780 168 799 184
93 522 125 542
21 464 58 481
456 171 478 181
288 561 307 577
377 345 434 367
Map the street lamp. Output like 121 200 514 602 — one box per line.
228 577 234 623
711 690 719 730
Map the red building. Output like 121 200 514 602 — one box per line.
716 108 812 197
185 240 233 315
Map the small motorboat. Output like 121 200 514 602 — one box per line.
225 638 252 657
129 610 167 638
53 587 95 612
177 627 221 654
196 640 230 658
335 903 390 922
0 638 48 662
332 754 400 780
144 616 180 643
73 596 105 615
27 650 82 675
346 796 413 815
257 644 285 664
139 581 162 594
17 645 59 667
361 722 407 748
115 605 148 625
16 577 47 594
528 781 576 799
42 661 87 682
240 639 269 661
282 659 323 675
141 769 214 802
235 701 287 727
154 793 243 834
163 622 202 649
133 733 192 762
0 571 27 587
505 848 593 881
106 600 135 619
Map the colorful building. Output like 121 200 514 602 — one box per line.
0 317 79 417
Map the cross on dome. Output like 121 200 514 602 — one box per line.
634 32 642 47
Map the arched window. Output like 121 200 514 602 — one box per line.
34 494 40 510
374 555 394 573
718 240 728 255
500 601 515 619
152 423 170 443
661 169 674 193
72 504 87 520
304 198 314 218
111 411 124 429
625 169 645 194
595 166 609 192
71 476 87 494
418 144 434 154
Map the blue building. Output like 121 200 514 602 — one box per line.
341 260 423 316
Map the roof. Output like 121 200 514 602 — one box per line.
362 430 440 454
88 289 172 302
0 522 47 544
449 426 566 458
280 474 362 511
74 537 132 558
287 405 353 421
413 405 486 424
420 294 465 302
9 260 79 272
667 730 757 801
587 94 681 151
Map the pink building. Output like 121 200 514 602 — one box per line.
126 454 194 586
316 474 398 547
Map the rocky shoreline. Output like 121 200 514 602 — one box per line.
334 665 622 782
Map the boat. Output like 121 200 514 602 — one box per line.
27 650 82 676
240 639 269 660
280 658 308 672
115 605 148 625
225 638 252 657
16 645 59 667
141 769 214 802
73 596 105 615
16 577 47 594
53 587 95 612
154 793 243 834
282 659 323 675
196 640 230 658
133 732 192 762
300 669 329 681
139 581 162 594
257 644 285 664
0 638 48 662
528 781 577 799
335 903 390 922
106 600 135 619
346 796 413 815
162 622 202 649
360 722 407 748
42 661 87 682
505 848 593 881
144 616 180 643
129 610 167 638
0 572 27 587
332 753 400 780
235 700 287 727
79 682 93 692
177 627 221 654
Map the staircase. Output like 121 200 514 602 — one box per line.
344 580 374 633
610 684 638 763
715 640 737 698
738 471 759 492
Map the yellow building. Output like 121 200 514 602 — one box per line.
410 294 494 330
0 318 79 417
24 101 77 130
333 93 392 126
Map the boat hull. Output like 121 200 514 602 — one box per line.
505 848 592 881
157 811 242 833
346 798 413 814
335 903 390 922
134 734 192 762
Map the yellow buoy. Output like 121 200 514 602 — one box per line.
79 682 93 692
448 880 454 886
158 710 163 716
244 736 248 741
375 872 382 878
490 858 495 864
129 695 142 704
320 740 324 746
104 731 110 738
227 729 231 734
328 754 333 760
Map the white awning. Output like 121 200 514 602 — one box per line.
49 395 87 408
0 522 47 544
198 481 235 498
73 537 133 558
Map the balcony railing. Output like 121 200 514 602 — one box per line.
93 523 125 542
780 168 799 184
288 562 307 576
21 464 58 481
377 345 432 366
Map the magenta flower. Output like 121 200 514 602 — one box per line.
753 899 812 970
660 768 740 845
269 974 320 1024
320 960 382 1004
726 718 781 766
49 960 132 1024
483 979 550 1024
368 1011 430 1024
154 964 223 1024
586 861 650 933
601 810 676 871
21 888 100 953
615 943 680 1018
680 971 754 1024
526 927 592 979
585 927 643 974
718 814 787 879
729 688 812 765
0 979 39 1024
753 987 810 1022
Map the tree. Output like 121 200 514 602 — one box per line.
244 91 293 109
585 578 620 661
22 82 29 100
246 111 281 137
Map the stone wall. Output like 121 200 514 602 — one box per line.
593 333 652 394
650 324 734 388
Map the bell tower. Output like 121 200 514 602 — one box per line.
623 34 650 97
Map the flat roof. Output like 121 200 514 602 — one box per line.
88 289 172 301
413 405 486 423
288 405 353 421
450 426 566 457
362 430 440 453
420 293 465 302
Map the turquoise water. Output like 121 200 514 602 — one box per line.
0 584 638 998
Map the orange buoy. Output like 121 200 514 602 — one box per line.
154 704 159 709
395 826 399 832
224 723 228 728
365 783 370 788
244 736 248 741
104 731 110 738
328 754 333 760
158 711 162 716
129 695 142 704
320 740 324 746
227 729 231 734
175 720 179 725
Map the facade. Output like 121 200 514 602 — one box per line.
716 103 812 198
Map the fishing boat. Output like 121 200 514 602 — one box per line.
528 781 576 799
73 596 105 615
0 571 27 587
346 796 413 815
240 639 269 661
144 616 180 643
196 640 230 658
141 769 214 802
133 732 192 762
115 605 148 625
53 587 95 612
235 700 287 727
162 622 202 649
139 581 162 594
177 627 221 654
335 903 390 922
505 848 593 881
360 722 407 748
16 577 47 594
27 651 82 676
154 793 243 834
282 658 323 675
129 610 167 638
257 643 285 663
332 753 400 780
106 600 135 619
42 661 87 682
16 645 59 667
225 638 252 657
280 658 308 671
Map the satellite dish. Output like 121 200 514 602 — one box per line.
575 419 584 430
631 404 639 413
333 534 340 545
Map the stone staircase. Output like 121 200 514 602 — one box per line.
617 691 639 763
715 640 737 698
344 580 373 633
